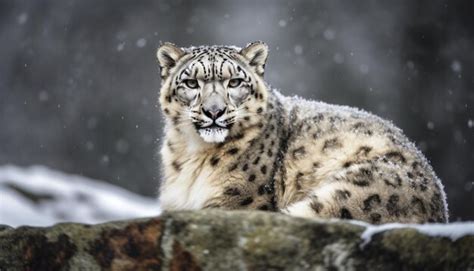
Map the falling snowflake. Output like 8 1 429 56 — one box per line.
115 139 130 154
294 45 303 55
117 42 125 52
323 29 335 40
427 121 435 130
17 12 28 25
451 60 462 73
333 53 344 64
136 38 147 48
85 141 95 151
359 64 369 74
38 91 49 102
100 155 110 165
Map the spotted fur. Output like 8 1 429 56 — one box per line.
157 41 448 224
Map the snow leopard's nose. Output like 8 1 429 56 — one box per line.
202 107 226 120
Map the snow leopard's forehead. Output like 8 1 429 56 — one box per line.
184 45 242 54
174 45 251 82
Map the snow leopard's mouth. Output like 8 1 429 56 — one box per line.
199 123 228 129
196 124 230 143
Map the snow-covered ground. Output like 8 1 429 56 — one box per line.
0 165 161 227
351 220 474 247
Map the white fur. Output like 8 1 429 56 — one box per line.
159 164 220 210
198 127 229 143
283 185 342 218
159 124 221 210
282 198 315 218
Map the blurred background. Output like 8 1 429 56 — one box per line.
0 0 472 222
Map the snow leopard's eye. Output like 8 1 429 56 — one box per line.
228 78 243 88
183 79 199 89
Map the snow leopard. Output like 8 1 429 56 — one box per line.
156 41 448 224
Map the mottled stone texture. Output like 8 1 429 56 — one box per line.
0 210 472 271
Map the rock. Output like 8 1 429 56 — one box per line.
0 210 473 270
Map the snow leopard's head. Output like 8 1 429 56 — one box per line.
157 41 269 143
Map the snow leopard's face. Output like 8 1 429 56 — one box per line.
157 42 269 143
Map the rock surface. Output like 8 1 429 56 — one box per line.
0 210 473 270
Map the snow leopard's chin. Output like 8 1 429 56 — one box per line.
198 127 229 143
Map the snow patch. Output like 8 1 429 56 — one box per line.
353 221 474 248
0 165 160 227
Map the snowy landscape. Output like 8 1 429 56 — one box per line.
0 165 473 270
1 164 473 244
0 2 472 269
1 1 472 222
0 165 160 227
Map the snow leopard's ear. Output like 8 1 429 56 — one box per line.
156 42 185 78
240 41 268 77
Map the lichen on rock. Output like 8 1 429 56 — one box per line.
0 210 473 270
